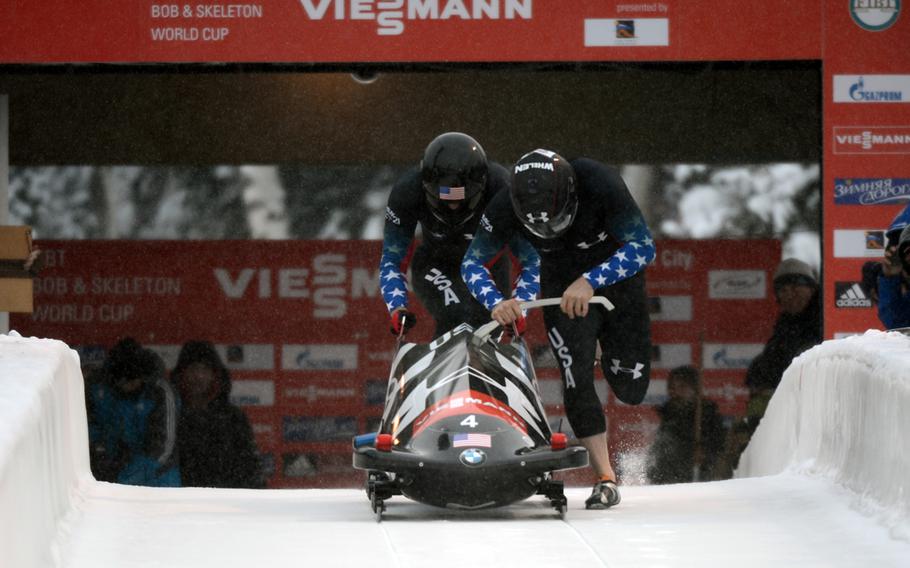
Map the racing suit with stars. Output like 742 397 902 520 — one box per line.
380 162 528 338
462 158 655 438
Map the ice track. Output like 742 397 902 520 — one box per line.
58 475 906 568
1 332 909 567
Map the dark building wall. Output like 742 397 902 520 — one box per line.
0 63 820 166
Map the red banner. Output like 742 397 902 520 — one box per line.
11 239 779 486
0 1 821 64
822 1 910 337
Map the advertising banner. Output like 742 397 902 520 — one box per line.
823 1 910 337
12 239 779 486
0 1 821 64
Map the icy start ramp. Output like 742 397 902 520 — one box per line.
1 331 909 568
57 474 907 568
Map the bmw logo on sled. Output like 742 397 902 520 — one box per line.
353 298 609 520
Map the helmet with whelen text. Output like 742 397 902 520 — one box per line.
421 132 488 229
510 149 577 239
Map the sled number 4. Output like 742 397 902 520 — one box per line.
460 415 478 428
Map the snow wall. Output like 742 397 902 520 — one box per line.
0 333 91 568
737 329 910 539
0 331 908 566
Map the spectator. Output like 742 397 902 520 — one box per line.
647 366 725 484
878 205 910 329
86 337 180 486
744 258 822 425
170 340 264 488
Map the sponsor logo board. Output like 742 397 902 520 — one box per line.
835 282 873 308
651 343 693 369
584 18 669 46
283 383 359 403
702 343 764 370
834 178 910 205
833 126 910 154
297 0 534 37
833 75 909 103
648 295 694 321
282 416 357 442
708 270 766 299
282 344 358 370
833 230 886 258
231 380 275 406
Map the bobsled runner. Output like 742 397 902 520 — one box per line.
353 298 613 520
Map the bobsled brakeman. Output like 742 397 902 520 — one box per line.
353 298 611 520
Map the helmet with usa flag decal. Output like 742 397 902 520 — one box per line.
421 132 488 229
510 149 577 239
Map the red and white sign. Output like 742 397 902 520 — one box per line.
0 1 822 63
12 239 780 487
833 126 910 154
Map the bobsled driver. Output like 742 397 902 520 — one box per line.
379 132 540 338
462 149 655 509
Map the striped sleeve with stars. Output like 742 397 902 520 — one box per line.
583 216 656 290
461 229 541 311
379 224 412 314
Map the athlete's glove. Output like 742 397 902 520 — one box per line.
390 309 417 337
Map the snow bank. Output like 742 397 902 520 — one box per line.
0 333 91 568
737 330 910 539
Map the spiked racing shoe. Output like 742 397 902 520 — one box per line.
585 480 621 509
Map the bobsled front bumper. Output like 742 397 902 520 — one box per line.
352 444 589 476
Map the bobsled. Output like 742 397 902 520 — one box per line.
353 298 612 520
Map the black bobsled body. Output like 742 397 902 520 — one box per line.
353 322 588 514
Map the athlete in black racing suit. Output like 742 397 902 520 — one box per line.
462 149 655 509
379 132 539 338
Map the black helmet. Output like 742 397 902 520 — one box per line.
510 149 577 239
421 132 488 228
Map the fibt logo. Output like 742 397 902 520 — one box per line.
298 0 533 36
849 0 900 31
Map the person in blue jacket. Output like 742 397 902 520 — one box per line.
86 337 180 487
876 203 910 329
878 222 910 330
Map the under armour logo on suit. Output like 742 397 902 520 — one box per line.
610 359 644 379
526 212 549 223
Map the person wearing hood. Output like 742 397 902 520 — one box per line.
744 258 822 424
86 337 180 487
877 203 910 329
170 340 264 488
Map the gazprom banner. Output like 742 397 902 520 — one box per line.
0 1 821 63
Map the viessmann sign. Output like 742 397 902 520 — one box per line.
0 1 821 63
